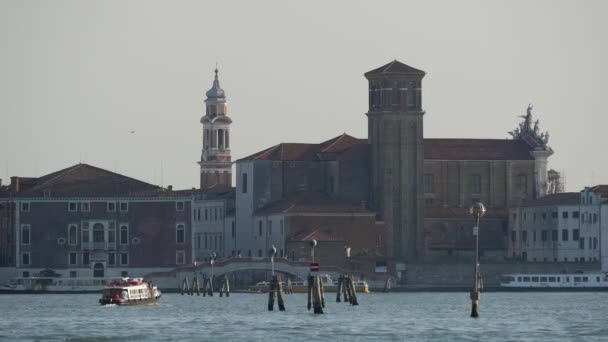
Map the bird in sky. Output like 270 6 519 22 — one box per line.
129 130 135 134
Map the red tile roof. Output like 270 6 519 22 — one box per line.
240 135 535 163
12 163 165 198
254 191 372 215
291 229 341 242
424 139 534 160
520 192 580 207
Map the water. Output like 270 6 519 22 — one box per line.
0 292 607 341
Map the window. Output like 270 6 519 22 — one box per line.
573 229 580 241
511 231 516 243
242 173 248 194
176 201 184 211
108 222 115 243
516 174 527 194
542 213 546 220
512 212 517 220
107 202 116 212
204 233 208 249
82 222 90 243
424 174 434 194
22 252 30 266
471 174 481 194
231 222 236 238
579 238 584 249
176 224 185 244
280 220 284 235
21 225 30 245
268 221 272 235
69 252 77 265
176 251 185 265
562 229 568 241
522 231 527 242
120 253 128 265
93 223 105 243
108 253 115 266
21 202 30 212
120 225 128 245
552 230 558 241
205 208 208 221
68 224 78 245
582 214 585 223
258 249 262 257
119 202 128 212
82 252 90 265
562 211 568 219
248 250 252 257
551 212 558 219
573 211 580 218
541 230 547 242
81 202 90 212
594 214 597 223
594 237 598 249
68 202 77 212
259 221 263 236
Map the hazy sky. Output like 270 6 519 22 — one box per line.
1 0 607 191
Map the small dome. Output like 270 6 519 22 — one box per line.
205 68 225 99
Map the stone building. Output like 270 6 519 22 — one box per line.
509 188 603 263
233 60 560 263
0 164 193 278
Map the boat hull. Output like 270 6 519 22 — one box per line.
99 297 160 306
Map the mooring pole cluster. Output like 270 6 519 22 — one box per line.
180 252 229 298
267 245 286 311
469 202 486 318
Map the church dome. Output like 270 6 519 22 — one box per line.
205 68 225 99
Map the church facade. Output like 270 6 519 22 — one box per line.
233 60 559 262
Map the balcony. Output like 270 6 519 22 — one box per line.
81 242 116 250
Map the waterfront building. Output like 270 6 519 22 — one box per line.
0 164 193 278
508 188 603 263
232 60 561 263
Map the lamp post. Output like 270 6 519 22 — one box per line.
270 245 277 276
310 239 317 264
469 202 486 318
210 252 217 280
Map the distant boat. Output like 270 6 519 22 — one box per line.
0 276 108 293
99 278 161 306
500 273 608 289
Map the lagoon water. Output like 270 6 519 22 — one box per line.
0 292 607 341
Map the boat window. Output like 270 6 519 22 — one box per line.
523 277 530 282
582 277 588 282
597 277 600 282
574 277 581 282
566 277 570 282
540 277 547 282
500 276 515 283
531 277 539 282
517 277 522 282
548 277 556 282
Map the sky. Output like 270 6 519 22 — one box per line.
1 0 607 191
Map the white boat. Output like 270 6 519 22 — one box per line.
99 278 161 306
500 273 608 289
0 276 110 292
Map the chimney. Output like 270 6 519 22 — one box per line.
10 176 19 193
167 185 173 191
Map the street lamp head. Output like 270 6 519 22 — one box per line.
469 202 486 219
309 239 317 248
270 245 277 257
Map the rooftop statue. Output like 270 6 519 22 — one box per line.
508 104 550 149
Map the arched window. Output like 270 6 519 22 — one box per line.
93 263 104 278
120 225 129 245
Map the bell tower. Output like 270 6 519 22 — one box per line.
366 60 425 260
199 68 232 189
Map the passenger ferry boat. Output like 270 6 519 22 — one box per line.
248 275 369 293
99 278 161 306
500 273 608 289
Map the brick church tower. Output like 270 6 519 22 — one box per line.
365 60 425 260
199 68 232 189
